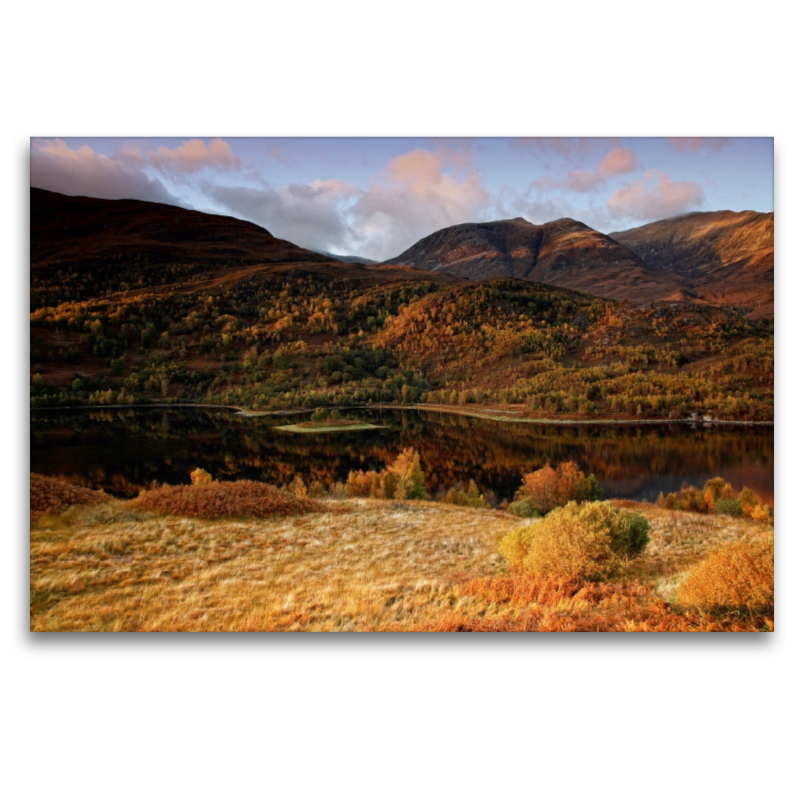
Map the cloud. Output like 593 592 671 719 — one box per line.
30 138 178 204
492 184 615 233
667 137 733 154
511 137 624 163
268 145 288 165
532 147 640 194
597 147 638 176
209 146 492 260
208 179 360 254
607 170 704 221
565 170 604 193
121 138 240 174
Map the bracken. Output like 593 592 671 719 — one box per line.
678 534 774 611
135 480 326 519
30 473 108 518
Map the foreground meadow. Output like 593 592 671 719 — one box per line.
30 479 773 632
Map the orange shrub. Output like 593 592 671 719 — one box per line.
498 501 649 581
678 534 774 611
30 473 107 518
345 448 426 500
136 480 325 519
658 479 773 523
190 468 213 486
517 461 600 515
288 476 308 498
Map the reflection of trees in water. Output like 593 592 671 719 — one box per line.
30 409 773 502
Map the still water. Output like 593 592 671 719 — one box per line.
30 408 774 506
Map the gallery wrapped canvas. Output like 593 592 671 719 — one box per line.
29 137 773 631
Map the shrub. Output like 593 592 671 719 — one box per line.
136 480 325 519
498 501 650 581
678 535 774 611
658 483 709 513
190 468 213 486
288 475 307 498
444 480 484 508
657 478 772 521
516 461 601 515
738 487 757 514
307 479 327 498
715 497 743 516
346 448 427 501
507 498 538 518
30 473 107 518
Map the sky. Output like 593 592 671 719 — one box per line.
30 136 773 262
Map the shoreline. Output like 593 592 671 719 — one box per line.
30 401 774 427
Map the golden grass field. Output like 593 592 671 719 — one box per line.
30 489 773 632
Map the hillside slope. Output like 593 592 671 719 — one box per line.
31 187 332 266
381 217 680 304
610 211 774 316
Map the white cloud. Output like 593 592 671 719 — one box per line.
31 138 177 204
208 147 492 260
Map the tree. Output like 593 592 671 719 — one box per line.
387 448 427 500
517 461 601 515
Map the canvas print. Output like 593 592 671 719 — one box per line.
29 137 774 632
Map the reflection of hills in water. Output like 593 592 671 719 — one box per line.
31 408 773 505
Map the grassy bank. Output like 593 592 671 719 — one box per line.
30 493 772 632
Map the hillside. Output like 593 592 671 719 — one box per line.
31 487 773 632
313 249 378 265
30 191 774 422
30 188 458 308
381 217 681 304
610 211 774 316
31 187 332 266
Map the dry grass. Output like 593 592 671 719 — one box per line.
135 480 326 519
30 499 512 631
30 473 110 519
385 575 772 632
30 492 773 632
610 501 772 585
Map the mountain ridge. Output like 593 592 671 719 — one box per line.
380 216 681 304
609 210 773 316
31 187 332 267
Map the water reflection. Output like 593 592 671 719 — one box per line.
30 408 774 505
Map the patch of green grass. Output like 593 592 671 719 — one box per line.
275 421 385 434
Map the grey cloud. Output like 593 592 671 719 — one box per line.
31 139 178 205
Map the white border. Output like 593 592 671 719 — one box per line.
4 3 796 798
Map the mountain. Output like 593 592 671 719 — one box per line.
609 211 774 317
31 187 332 266
30 188 460 307
29 191 773 424
313 249 378 266
380 217 681 304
